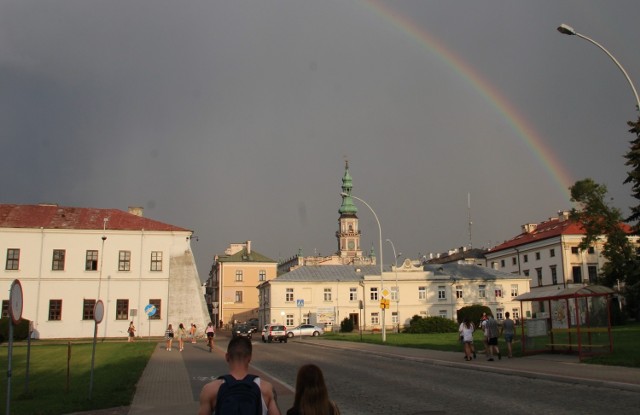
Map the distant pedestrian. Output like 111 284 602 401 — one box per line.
501 311 515 358
165 324 174 351
190 323 197 344
206 322 215 352
485 315 501 361
177 323 187 352
458 318 475 361
127 321 136 342
287 364 340 415
477 312 488 355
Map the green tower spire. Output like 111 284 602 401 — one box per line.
339 160 358 215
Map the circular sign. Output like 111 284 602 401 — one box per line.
9 279 23 325
94 300 105 324
144 304 157 317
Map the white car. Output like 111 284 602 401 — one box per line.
286 324 324 338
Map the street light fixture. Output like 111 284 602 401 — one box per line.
340 192 386 342
386 239 401 333
557 23 640 112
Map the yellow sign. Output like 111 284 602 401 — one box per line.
379 298 390 309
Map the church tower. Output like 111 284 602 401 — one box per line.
336 161 362 258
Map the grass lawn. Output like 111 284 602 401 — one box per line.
0 340 156 415
324 321 640 368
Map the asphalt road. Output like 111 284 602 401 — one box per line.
184 336 638 415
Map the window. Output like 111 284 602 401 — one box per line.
572 266 582 283
118 251 131 271
391 311 398 324
286 314 294 326
478 285 486 299
116 299 129 320
438 310 447 318
235 291 243 303
511 284 519 297
371 312 379 325
500 259 505 268
512 308 520 321
391 286 398 301
418 286 426 300
587 246 595 254
370 287 378 301
494 285 503 298
550 248 555 257
85 250 98 271
588 265 598 283
6 249 19 270
83 299 96 320
536 268 542 286
324 288 332 302
535 252 541 260
1 300 9 318
52 249 66 271
496 308 504 320
571 246 579 254
151 251 163 271
286 288 294 302
259 270 266 281
437 286 446 300
235 270 243 282
523 270 530 277
149 299 161 320
523 254 528 263
349 287 358 301
455 285 463 299
550 266 558 285
511 257 517 265
49 299 62 320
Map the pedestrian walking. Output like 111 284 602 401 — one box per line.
165 324 174 351
501 311 515 358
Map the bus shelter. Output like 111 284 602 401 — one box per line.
515 285 614 360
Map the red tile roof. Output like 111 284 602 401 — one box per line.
488 216 633 253
0 204 190 232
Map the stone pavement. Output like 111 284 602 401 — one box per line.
125 335 640 415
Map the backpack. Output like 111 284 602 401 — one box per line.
214 374 262 415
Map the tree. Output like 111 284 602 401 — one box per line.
569 179 639 288
624 118 640 226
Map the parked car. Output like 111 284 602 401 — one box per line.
286 324 324 338
261 324 287 343
232 324 252 339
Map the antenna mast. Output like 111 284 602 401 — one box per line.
467 193 473 249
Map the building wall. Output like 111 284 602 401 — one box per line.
0 227 209 338
219 261 277 325
261 267 530 330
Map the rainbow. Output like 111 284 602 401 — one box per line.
363 0 573 198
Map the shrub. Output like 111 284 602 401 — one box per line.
340 317 354 333
405 315 458 334
0 318 31 343
456 305 492 325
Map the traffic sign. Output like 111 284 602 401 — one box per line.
144 304 157 317
94 300 104 324
9 279 23 325
296 299 304 307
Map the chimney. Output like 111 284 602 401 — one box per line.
521 223 537 233
128 206 144 217
246 240 252 255
558 210 570 221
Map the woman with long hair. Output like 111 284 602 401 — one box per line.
287 364 339 415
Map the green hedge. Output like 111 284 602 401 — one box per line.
456 304 493 325
405 315 458 333
0 317 32 343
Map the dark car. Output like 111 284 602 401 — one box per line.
247 318 260 333
232 324 252 339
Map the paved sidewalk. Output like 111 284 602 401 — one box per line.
125 337 640 415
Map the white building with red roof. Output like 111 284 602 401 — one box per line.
0 204 210 339
485 210 637 305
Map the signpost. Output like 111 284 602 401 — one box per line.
6 279 23 414
144 304 157 341
296 299 304 334
89 300 104 399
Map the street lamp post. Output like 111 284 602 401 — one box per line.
386 239 401 333
341 192 385 342
557 23 640 112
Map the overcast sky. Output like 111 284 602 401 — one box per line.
2 1 639 278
